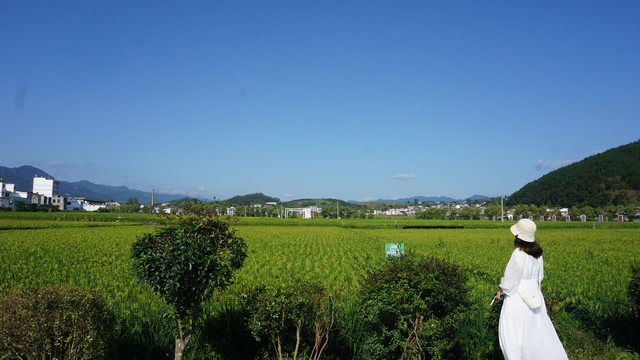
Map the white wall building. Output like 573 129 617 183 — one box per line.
0 180 15 198
65 198 85 210
285 206 321 219
9 191 41 206
32 176 59 198
374 206 417 216
0 180 15 207
11 191 29 200
83 203 106 212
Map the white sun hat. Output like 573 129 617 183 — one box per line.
510 218 537 243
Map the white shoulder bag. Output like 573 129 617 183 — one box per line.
518 264 543 310
517 288 543 309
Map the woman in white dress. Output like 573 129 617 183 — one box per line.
495 219 568 360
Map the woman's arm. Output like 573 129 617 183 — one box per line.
498 252 523 298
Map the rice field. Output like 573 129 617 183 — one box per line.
1 216 638 358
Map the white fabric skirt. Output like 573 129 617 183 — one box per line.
499 293 568 360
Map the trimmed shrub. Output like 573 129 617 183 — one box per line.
0 285 116 360
244 280 335 360
352 255 470 360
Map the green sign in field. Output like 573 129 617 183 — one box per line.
385 243 404 257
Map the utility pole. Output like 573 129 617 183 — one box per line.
501 195 504 222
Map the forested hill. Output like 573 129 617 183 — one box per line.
282 198 355 208
506 140 640 207
224 193 280 206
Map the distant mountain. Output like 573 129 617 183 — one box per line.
0 165 50 190
371 195 489 204
467 194 491 201
58 180 185 203
506 140 640 207
1 165 499 206
0 165 185 203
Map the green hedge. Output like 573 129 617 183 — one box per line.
0 285 117 360
350 255 470 359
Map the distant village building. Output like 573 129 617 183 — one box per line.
32 176 59 198
0 180 15 196
158 202 173 214
285 206 321 219
51 195 66 210
374 206 419 216
0 176 106 211
83 202 107 212
65 197 85 210
0 180 14 207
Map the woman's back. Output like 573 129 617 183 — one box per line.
498 219 568 360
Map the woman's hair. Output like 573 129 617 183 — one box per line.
514 236 543 258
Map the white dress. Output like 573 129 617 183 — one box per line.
499 249 568 360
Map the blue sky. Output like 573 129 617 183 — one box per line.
2 1 639 201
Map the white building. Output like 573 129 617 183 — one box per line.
285 206 321 219
65 197 85 210
0 180 15 197
10 191 41 206
0 180 15 207
32 176 59 198
374 206 417 216
83 202 107 212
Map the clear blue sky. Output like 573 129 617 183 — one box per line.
2 1 639 201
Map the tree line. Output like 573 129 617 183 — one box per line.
416 204 638 221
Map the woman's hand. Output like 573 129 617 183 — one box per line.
496 288 503 301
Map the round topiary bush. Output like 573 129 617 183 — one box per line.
131 213 247 360
0 285 116 360
353 255 470 360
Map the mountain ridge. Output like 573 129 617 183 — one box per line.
1 165 492 205
0 165 185 203
370 194 490 204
